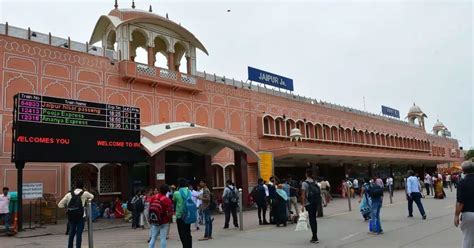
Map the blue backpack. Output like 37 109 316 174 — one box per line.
179 188 197 224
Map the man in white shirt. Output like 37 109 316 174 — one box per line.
407 170 427 219
424 173 432 196
353 179 360 198
58 181 94 248
0 187 10 232
191 185 202 230
386 176 394 197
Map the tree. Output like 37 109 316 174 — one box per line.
465 149 474 161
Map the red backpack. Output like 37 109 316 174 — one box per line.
148 195 170 225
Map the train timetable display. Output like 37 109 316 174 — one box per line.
12 93 143 163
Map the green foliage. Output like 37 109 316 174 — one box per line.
465 149 474 160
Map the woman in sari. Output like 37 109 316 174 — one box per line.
114 196 125 218
434 173 445 199
275 184 289 227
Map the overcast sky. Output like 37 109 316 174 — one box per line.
1 0 472 148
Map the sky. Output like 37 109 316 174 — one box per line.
0 0 472 148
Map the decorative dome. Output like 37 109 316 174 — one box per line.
433 119 446 129
408 103 423 115
89 8 209 55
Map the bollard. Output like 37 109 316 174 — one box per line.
238 188 243 231
346 182 352 211
87 199 94 248
389 185 393 204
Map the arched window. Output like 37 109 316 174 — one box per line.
306 122 315 139
323 125 331 140
263 116 270 134
346 128 353 142
71 163 98 191
174 42 189 73
99 164 121 194
286 119 295 137
130 29 148 63
275 118 283 136
296 120 306 138
331 126 339 141
339 127 346 142
315 124 323 140
358 130 365 144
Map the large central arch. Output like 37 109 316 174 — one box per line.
139 122 259 206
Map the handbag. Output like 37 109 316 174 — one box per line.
295 212 309 231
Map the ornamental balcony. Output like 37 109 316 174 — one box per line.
119 61 201 94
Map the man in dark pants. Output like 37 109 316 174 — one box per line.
222 180 239 228
58 181 94 248
131 190 141 229
301 169 321 244
267 177 277 224
173 178 192 248
407 170 427 219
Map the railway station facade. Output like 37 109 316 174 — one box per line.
0 7 461 204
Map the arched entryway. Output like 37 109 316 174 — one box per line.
137 122 259 205
70 163 98 191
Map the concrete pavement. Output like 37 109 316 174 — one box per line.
2 189 463 247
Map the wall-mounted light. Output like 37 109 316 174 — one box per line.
165 125 171 129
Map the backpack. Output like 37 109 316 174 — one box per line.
208 192 217 211
179 189 197 224
126 200 134 211
368 185 384 199
305 181 321 205
149 195 169 225
133 196 144 212
256 185 267 202
67 190 84 222
225 186 238 206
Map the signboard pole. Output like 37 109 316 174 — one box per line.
15 161 25 231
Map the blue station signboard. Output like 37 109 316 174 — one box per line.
381 105 400 119
248 66 294 91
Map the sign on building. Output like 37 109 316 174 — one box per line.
258 152 274 183
248 66 294 91
22 182 43 199
381 105 400 119
12 93 142 163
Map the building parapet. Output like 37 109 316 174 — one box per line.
0 23 118 60
196 71 423 130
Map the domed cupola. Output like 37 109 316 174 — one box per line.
433 119 448 136
406 103 427 130
88 0 208 75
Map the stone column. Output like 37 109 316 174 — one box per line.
149 151 166 189
121 163 134 201
234 151 249 207
147 46 155 66
167 52 175 71
186 56 192 75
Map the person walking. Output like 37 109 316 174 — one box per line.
407 170 427 219
130 190 144 229
287 175 300 218
386 176 394 197
222 180 239 229
0 187 10 233
58 180 94 248
190 184 202 231
198 180 213 241
173 178 193 248
275 184 289 227
424 173 431 196
149 184 173 248
253 178 269 225
367 178 384 234
454 161 474 248
353 178 360 198
301 169 321 244
446 173 452 192
267 177 277 224
359 179 372 221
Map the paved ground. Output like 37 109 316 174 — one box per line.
2 189 463 247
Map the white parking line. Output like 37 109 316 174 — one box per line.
341 232 359 240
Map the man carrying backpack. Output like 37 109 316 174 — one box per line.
222 179 239 229
131 190 144 229
149 184 173 248
300 169 321 244
173 178 195 248
58 180 94 248
252 178 269 225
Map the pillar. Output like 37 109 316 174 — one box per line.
204 155 214 187
167 52 174 71
121 163 134 201
149 151 166 189
147 46 155 66
234 151 249 207
186 56 192 75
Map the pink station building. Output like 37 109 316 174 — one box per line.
0 6 461 205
